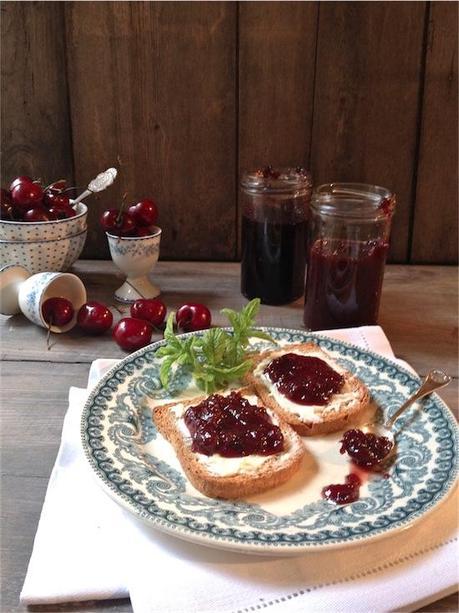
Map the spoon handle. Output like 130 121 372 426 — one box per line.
385 369 452 429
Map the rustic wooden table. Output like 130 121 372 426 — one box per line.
1 261 457 612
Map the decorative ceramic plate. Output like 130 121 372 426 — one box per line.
81 328 458 554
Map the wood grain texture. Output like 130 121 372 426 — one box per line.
0 261 457 612
411 2 458 263
0 260 457 379
310 1 427 262
238 2 318 169
65 1 236 260
0 1 74 186
237 1 318 254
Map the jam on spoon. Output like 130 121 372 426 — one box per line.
184 391 284 457
321 429 393 505
264 353 344 405
339 428 394 469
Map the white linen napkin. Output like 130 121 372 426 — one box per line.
20 326 459 612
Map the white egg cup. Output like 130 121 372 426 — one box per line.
106 228 161 303
0 265 87 333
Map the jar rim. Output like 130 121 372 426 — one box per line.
311 183 395 220
241 167 312 195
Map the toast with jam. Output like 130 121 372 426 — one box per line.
245 343 369 436
153 387 305 499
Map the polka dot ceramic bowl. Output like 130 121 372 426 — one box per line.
0 229 87 274
0 202 88 241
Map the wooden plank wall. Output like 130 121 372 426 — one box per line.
1 1 457 263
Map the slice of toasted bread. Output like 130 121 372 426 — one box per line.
245 343 369 436
153 387 306 499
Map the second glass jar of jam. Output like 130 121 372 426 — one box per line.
240 166 312 305
303 183 396 330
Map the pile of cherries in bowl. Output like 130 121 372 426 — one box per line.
42 296 212 352
1 176 76 222
0 175 88 274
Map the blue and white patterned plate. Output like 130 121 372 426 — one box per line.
81 328 458 554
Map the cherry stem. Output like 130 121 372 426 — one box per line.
63 186 85 193
116 192 129 225
46 318 54 351
44 179 66 192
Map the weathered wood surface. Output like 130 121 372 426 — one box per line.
1 2 458 265
310 1 426 263
65 1 237 260
238 1 318 253
0 2 74 186
1 261 457 612
1 261 457 378
411 1 459 263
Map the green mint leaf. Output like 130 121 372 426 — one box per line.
157 298 267 392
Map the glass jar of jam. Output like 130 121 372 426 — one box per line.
303 183 396 330
240 166 312 305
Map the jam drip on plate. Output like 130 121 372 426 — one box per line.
322 429 394 505
322 473 361 504
339 428 393 468
264 353 344 405
184 391 284 457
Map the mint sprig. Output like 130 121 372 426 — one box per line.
156 298 274 394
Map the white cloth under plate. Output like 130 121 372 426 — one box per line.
20 326 459 612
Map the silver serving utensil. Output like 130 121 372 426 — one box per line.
363 369 452 467
71 167 118 208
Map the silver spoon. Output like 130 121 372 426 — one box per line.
362 369 452 467
71 167 118 208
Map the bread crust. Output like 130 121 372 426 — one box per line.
153 388 306 499
245 343 369 436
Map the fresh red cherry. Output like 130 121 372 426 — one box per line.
100 208 120 232
0 201 13 220
48 203 76 219
113 317 152 351
23 207 57 222
42 297 74 326
77 301 113 334
0 189 14 219
115 212 136 236
100 209 137 236
134 226 156 237
44 189 70 208
9 176 32 192
130 298 166 326
127 199 158 227
11 181 44 210
175 303 211 332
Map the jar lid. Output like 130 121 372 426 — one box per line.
311 183 396 220
241 166 312 195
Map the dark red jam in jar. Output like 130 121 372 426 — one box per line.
264 353 344 405
303 183 395 331
322 473 362 504
340 428 393 469
184 391 284 457
240 167 312 305
304 238 389 330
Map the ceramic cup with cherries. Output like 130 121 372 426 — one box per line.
100 198 161 303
